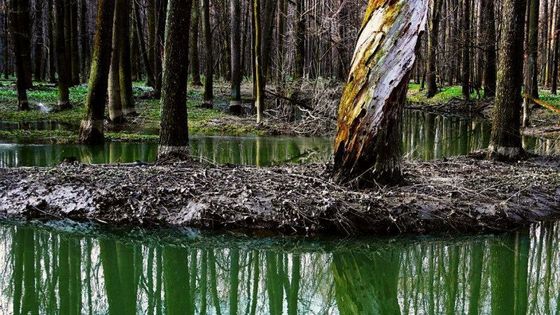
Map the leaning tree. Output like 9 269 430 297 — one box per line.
332 0 428 185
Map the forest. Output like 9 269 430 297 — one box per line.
0 0 559 313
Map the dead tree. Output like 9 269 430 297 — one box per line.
333 0 428 185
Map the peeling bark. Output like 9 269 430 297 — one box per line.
333 0 428 185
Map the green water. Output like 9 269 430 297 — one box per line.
0 111 557 167
1 221 559 314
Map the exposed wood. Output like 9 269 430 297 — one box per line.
333 0 428 185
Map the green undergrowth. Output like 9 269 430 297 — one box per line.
407 83 481 105
0 80 261 144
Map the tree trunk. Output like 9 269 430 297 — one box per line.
54 0 71 109
158 0 193 158
190 0 202 87
202 0 214 107
253 0 263 124
34 0 44 81
294 0 305 81
523 0 540 127
146 0 156 87
133 0 155 87
80 0 90 82
333 0 428 185
119 0 135 116
229 0 242 112
153 0 166 98
551 1 560 94
9 0 32 110
489 0 527 160
47 0 56 83
482 0 497 98
78 0 115 144
462 0 471 100
426 0 444 98
70 0 80 85
108 0 124 123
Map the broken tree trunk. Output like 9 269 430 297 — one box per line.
333 0 428 185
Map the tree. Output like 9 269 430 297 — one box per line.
229 0 242 112
119 0 135 116
523 0 540 127
294 0 305 81
108 0 124 123
426 0 444 98
488 0 527 160
78 0 115 144
333 0 428 185
9 0 32 110
482 0 497 98
462 0 471 101
158 0 193 158
34 0 44 81
54 0 71 109
202 0 214 108
190 0 203 87
252 0 263 123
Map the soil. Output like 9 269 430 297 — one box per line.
1 155 559 236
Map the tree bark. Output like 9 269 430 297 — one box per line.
80 0 90 82
108 0 124 123
54 0 71 109
202 0 214 107
523 0 540 127
294 0 305 81
426 0 444 98
78 0 116 144
489 0 527 160
253 0 263 123
153 0 166 98
9 0 32 109
70 0 80 85
119 0 135 116
333 0 428 185
462 0 471 100
133 0 155 87
229 0 242 112
482 0 497 97
190 0 202 87
158 0 193 158
34 0 44 81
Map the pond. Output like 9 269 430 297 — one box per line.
0 111 558 167
0 220 559 314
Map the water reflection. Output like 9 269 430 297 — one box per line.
1 222 560 314
401 111 560 159
0 111 558 167
0 137 332 168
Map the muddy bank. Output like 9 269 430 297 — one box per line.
0 156 559 236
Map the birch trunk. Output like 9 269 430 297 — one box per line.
333 0 428 185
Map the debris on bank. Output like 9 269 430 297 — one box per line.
0 156 559 236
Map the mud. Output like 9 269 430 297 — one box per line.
0 156 559 236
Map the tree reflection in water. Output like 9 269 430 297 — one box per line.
0 223 559 314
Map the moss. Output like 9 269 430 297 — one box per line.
537 91 560 110
0 129 78 144
406 83 480 105
0 80 266 143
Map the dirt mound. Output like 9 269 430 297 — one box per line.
0 156 559 236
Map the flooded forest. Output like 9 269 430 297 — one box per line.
0 0 559 314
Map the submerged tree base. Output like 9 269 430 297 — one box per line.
0 155 559 236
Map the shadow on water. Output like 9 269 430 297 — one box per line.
0 111 558 168
1 221 560 314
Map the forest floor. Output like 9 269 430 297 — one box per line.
0 79 339 143
0 154 559 236
0 79 559 143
